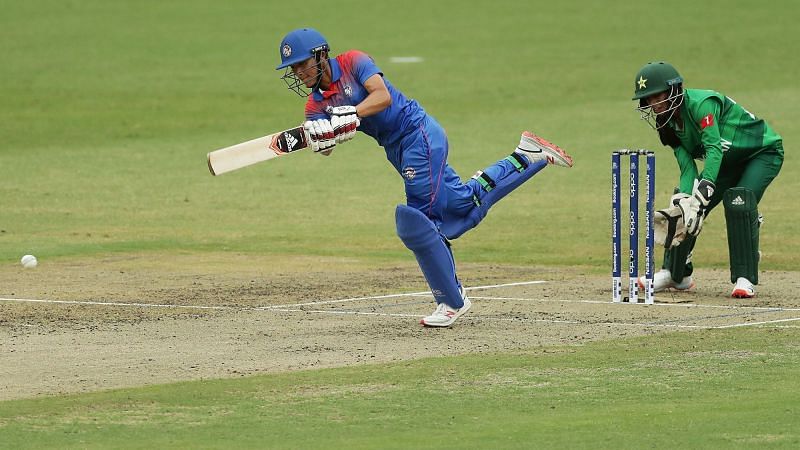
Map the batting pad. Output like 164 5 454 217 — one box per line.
724 187 760 284
396 205 464 308
441 158 547 240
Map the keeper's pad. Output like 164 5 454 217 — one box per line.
396 205 464 308
664 235 695 283
441 156 547 240
724 188 759 284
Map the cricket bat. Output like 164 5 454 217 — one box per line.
207 125 309 176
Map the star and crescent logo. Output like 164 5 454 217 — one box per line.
637 76 647 90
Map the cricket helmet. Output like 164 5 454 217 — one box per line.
633 61 685 130
632 61 683 100
276 28 329 69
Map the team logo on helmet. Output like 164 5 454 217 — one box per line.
637 76 647 90
282 44 292 58
403 167 416 180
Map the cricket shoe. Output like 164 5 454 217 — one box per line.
514 131 574 168
420 289 472 327
731 277 756 299
638 269 694 293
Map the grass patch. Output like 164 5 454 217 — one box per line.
1 327 798 448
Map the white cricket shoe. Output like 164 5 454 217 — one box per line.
420 290 472 327
731 277 756 298
514 131 574 168
638 269 694 293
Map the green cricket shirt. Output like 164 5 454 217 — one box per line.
667 88 783 193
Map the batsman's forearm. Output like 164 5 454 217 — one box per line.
356 89 392 117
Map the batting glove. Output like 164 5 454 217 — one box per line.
303 119 337 154
327 105 359 144
678 179 715 236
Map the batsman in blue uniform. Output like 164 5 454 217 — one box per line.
277 28 573 327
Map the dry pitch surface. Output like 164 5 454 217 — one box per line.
1 254 798 400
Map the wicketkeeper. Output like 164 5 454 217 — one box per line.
633 61 783 298
276 28 573 326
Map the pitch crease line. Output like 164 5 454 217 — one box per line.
2 296 795 330
0 280 546 311
714 316 800 328
262 308 748 329
258 280 546 309
257 308 782 330
469 295 800 312
0 297 231 310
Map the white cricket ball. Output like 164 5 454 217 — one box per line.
21 254 38 269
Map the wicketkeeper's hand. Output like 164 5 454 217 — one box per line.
303 119 337 155
670 191 690 206
654 203 687 248
326 105 359 144
678 179 715 236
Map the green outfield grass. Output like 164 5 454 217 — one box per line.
1 0 799 447
1 328 798 449
1 0 797 268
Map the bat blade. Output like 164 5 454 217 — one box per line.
207 126 308 176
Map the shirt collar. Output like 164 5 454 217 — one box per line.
312 57 342 101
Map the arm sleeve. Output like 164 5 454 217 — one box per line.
674 146 699 194
347 50 382 85
695 97 724 183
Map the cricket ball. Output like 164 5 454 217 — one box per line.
21 254 38 269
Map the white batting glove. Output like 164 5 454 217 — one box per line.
303 119 336 154
326 105 360 144
678 179 715 236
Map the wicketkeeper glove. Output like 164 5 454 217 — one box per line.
303 119 337 155
670 191 690 206
326 105 359 144
654 203 688 248
678 179 716 237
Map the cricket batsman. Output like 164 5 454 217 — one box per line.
276 28 573 326
633 61 784 298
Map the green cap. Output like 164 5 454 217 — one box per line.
632 61 683 100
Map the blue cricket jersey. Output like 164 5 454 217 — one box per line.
305 50 427 150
